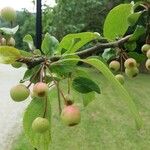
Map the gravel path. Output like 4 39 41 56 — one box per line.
0 64 29 150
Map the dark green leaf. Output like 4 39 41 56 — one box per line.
72 77 101 94
124 42 137 51
102 48 117 61
128 52 146 63
129 25 146 41
41 33 59 56
21 65 41 83
104 4 133 40
23 97 51 150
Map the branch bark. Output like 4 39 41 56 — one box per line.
17 34 132 68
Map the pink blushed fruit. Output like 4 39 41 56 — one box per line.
61 105 81 126
33 82 49 97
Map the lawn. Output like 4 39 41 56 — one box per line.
11 68 150 150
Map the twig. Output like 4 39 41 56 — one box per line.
47 67 67 105
17 34 132 67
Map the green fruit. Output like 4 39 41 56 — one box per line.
146 50 150 59
141 44 150 53
125 67 139 78
0 7 16 22
10 84 30 102
7 37 15 46
1 38 6 45
61 105 81 126
124 58 137 68
11 62 22 68
115 74 125 85
145 59 150 71
33 82 49 97
32 117 49 133
109 60 120 72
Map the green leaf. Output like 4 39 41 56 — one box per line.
50 55 79 76
103 4 133 40
82 92 95 107
41 33 59 56
124 41 137 51
21 65 41 83
20 50 33 57
85 58 142 129
0 25 19 35
23 97 51 150
128 52 146 63
23 34 35 50
56 58 142 129
72 77 101 94
57 32 99 54
129 25 146 41
127 11 143 26
0 46 21 64
102 48 117 61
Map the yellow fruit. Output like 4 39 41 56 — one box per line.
115 74 125 85
124 58 137 68
1 38 6 45
33 82 49 97
141 44 150 53
10 84 30 102
7 37 15 46
109 60 120 72
145 59 150 71
146 50 150 59
32 117 49 133
125 67 139 78
61 105 81 126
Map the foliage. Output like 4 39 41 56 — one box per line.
0 1 150 149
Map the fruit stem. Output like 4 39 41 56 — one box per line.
56 81 62 115
43 95 48 118
40 64 45 82
67 73 72 94
46 66 68 105
27 82 32 89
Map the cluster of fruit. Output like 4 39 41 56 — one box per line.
10 82 81 133
142 44 150 71
109 44 150 85
0 7 16 46
0 37 15 46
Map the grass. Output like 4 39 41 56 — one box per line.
11 69 150 150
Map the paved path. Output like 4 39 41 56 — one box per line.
0 64 29 150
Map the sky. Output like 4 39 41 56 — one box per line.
0 0 56 12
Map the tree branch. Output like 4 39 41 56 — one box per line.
17 34 132 68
